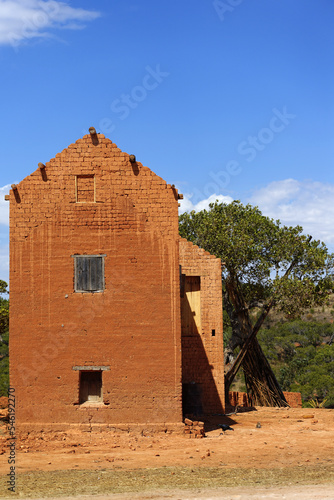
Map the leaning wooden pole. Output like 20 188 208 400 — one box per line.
225 299 274 390
224 257 303 408
242 338 288 406
224 285 288 407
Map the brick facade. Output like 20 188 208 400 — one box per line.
229 391 302 409
9 132 224 430
179 239 224 415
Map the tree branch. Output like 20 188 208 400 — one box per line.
225 253 302 391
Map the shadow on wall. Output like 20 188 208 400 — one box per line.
181 274 223 417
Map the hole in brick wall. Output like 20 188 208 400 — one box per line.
79 371 102 403
212 329 216 337
182 382 203 417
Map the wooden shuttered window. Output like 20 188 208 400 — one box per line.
74 255 105 292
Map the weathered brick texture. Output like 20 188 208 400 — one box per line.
229 391 302 408
179 238 224 415
9 133 225 430
283 392 302 408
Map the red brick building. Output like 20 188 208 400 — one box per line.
9 130 224 431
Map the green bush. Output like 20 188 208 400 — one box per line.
0 355 9 396
258 320 334 406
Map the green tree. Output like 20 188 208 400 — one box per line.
179 201 334 405
257 319 334 406
290 344 334 405
0 280 9 397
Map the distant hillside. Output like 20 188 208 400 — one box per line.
259 293 334 327
229 314 334 407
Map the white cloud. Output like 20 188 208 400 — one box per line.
0 0 100 46
250 179 334 249
178 179 334 252
178 193 233 214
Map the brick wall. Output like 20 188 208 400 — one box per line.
9 133 183 428
229 391 302 408
229 391 250 407
179 238 224 415
283 392 302 408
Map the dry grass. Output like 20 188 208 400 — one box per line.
1 464 334 499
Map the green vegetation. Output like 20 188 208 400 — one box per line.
179 200 334 358
0 280 9 397
258 319 334 407
180 201 334 404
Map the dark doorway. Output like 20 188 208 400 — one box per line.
79 371 102 403
182 382 203 417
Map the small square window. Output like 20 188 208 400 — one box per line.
79 371 102 403
73 255 105 292
76 175 95 203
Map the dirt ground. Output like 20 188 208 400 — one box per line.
0 406 333 499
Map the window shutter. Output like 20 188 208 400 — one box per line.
75 256 104 292
88 256 103 291
76 256 89 291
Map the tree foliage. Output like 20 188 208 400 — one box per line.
179 201 334 404
258 320 334 406
179 200 334 344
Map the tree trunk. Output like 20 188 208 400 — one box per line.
224 276 287 407
242 338 287 406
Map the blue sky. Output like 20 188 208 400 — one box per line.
0 0 334 283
